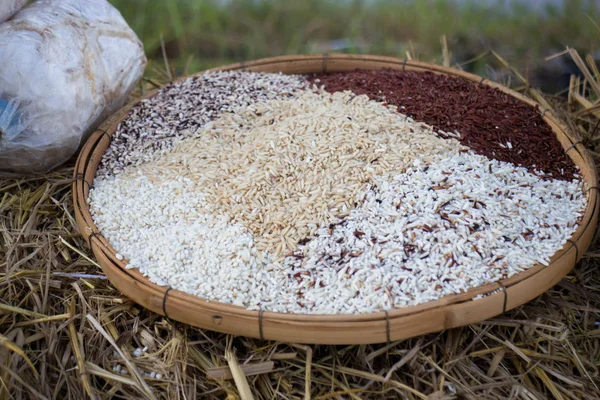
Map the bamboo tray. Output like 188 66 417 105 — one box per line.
73 54 599 345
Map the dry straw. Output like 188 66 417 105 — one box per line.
0 49 598 399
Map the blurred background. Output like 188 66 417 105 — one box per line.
109 0 599 94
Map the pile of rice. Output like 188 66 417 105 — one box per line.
88 71 587 314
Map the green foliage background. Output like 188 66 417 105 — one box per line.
109 0 599 90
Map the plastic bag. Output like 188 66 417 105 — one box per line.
0 0 26 23
0 0 147 175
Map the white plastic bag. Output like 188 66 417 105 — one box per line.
0 0 147 175
0 0 26 22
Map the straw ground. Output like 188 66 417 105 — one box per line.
0 49 599 399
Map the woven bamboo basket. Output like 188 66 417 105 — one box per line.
73 54 599 345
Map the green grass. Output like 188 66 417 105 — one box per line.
110 0 600 80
